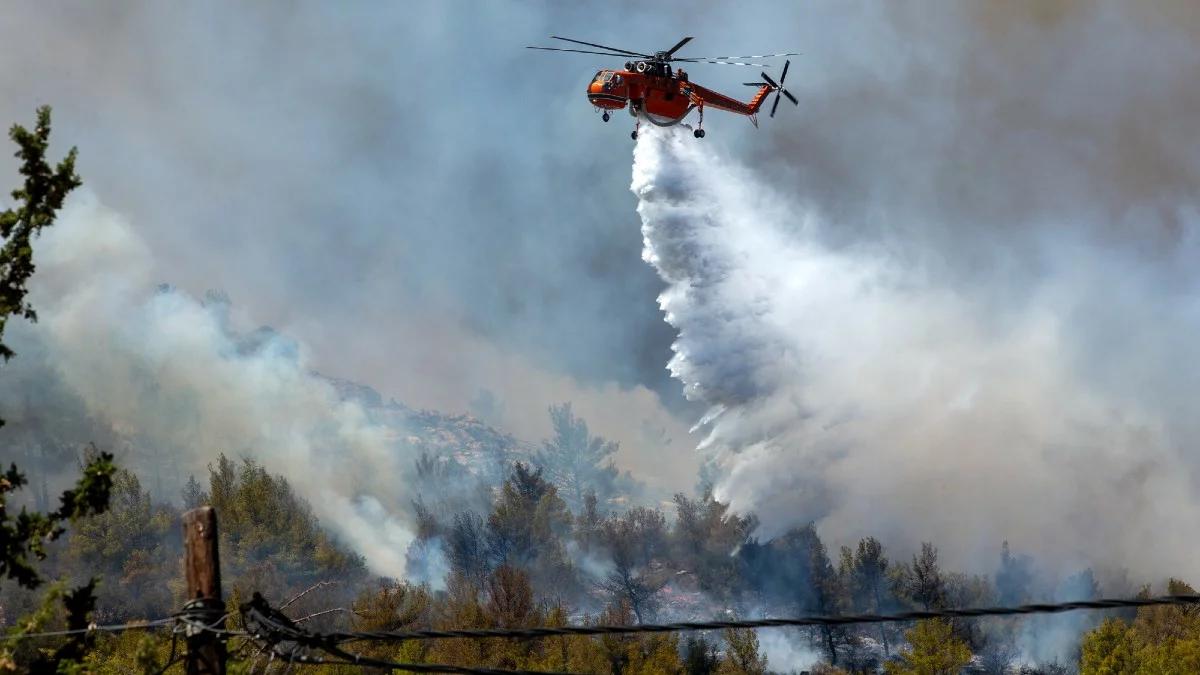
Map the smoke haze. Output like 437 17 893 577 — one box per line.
635 123 1200 579
4 192 423 574
1 1 1199 585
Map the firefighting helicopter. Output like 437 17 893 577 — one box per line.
527 35 799 139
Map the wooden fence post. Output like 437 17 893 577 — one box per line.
182 506 227 674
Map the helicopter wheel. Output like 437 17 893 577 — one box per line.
602 111 610 122
694 129 705 138
631 130 638 140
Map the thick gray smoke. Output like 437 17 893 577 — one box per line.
14 192 417 576
634 124 1200 581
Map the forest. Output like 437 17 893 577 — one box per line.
3 112 1199 675
6 414 1200 673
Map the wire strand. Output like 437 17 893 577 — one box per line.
0 617 175 642
310 643 576 675
236 593 1200 674
317 594 1200 643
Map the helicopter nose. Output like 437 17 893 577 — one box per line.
587 82 627 109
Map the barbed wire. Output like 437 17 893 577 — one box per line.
266 645 577 675
233 591 1200 674
0 617 175 642
175 613 246 639
315 594 1200 643
240 594 574 675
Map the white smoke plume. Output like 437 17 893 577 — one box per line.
15 191 417 576
633 124 1200 580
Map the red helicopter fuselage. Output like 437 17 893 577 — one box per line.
587 67 773 128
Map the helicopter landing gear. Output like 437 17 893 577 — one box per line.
631 118 640 140
694 106 705 138
694 128 705 138
602 111 610 122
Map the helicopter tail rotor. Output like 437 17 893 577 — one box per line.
753 60 798 118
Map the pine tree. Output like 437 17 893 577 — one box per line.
535 403 619 513
906 543 947 610
447 511 490 589
599 507 668 622
718 628 768 675
849 537 894 655
884 619 972 675
804 528 845 665
486 462 576 597
683 636 720 675
672 488 756 604
995 541 1034 605
180 474 207 509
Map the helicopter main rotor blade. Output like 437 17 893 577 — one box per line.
674 59 770 67
550 35 650 58
665 36 694 56
674 52 800 61
527 46 640 58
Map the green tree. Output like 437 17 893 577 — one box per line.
66 468 178 621
531 604 609 674
0 106 81 369
1079 618 1139 675
0 454 114 589
180 474 207 510
0 106 116 674
801 528 845 665
682 636 720 675
671 488 757 604
345 580 432 667
206 454 365 605
447 511 490 589
995 541 1034 605
895 543 946 611
486 462 576 596
625 632 683 675
535 403 619 513
718 628 767 675
884 619 972 675
1079 579 1200 675
599 507 668 622
743 524 844 664
844 537 894 656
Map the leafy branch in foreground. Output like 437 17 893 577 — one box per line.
0 108 114 674
1 450 116 589
0 105 81 365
